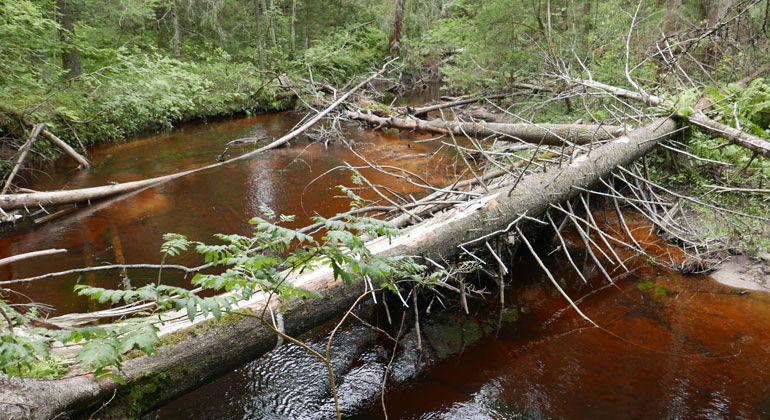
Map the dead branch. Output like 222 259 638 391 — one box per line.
0 248 67 269
399 93 509 118
2 124 45 195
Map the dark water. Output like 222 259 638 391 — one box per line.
150 211 770 420
2 109 769 419
0 112 460 314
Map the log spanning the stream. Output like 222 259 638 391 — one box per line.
0 117 679 419
0 61 395 213
346 110 627 146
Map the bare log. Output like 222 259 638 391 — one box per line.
563 76 770 158
0 248 67 268
0 61 395 212
0 117 679 419
2 124 44 194
346 110 626 146
399 93 508 118
40 129 91 169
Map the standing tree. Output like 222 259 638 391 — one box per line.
56 0 82 78
389 0 405 56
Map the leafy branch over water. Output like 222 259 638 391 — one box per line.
0 208 431 380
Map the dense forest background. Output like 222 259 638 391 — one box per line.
1 0 769 161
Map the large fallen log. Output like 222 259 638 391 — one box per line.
0 117 678 419
0 62 394 212
563 76 770 158
346 110 626 146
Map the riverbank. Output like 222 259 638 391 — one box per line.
0 25 387 173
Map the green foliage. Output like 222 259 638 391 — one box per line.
0 1 63 94
301 26 388 85
700 79 770 137
0 207 431 379
637 280 668 299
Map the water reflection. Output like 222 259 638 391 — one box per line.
1 112 459 314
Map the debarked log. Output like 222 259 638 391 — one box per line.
0 117 678 419
345 110 626 146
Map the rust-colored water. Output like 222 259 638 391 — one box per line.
151 209 770 419
3 110 769 419
0 112 462 314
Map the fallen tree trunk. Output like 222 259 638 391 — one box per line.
0 117 678 419
346 110 626 146
398 93 509 118
0 62 394 212
563 76 770 158
39 128 92 169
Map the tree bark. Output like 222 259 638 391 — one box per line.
171 0 181 57
290 0 297 55
346 110 626 146
0 117 679 419
388 0 405 56
56 0 82 79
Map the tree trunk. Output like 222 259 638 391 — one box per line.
290 0 297 55
255 0 264 65
0 117 679 419
388 0 405 56
56 0 82 79
267 0 278 48
346 111 626 146
2 124 45 195
171 0 181 57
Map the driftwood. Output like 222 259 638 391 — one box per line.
2 124 44 195
0 117 679 419
346 110 626 146
563 76 770 158
0 61 395 212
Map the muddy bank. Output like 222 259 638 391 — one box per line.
711 255 770 292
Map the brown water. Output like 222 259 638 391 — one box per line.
3 110 769 419
149 211 770 420
0 112 461 314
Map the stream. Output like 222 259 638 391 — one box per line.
2 107 769 419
